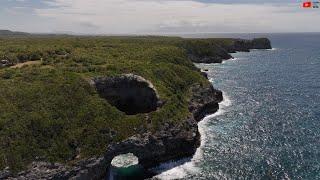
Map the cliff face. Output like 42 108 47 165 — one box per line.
184 38 272 63
229 38 272 52
1 81 222 180
251 38 272 49
181 40 232 64
79 82 223 179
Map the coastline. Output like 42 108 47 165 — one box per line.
104 38 272 179
0 37 272 179
153 92 232 180
148 37 272 179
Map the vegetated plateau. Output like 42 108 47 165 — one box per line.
0 33 271 179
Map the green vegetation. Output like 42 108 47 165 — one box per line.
0 36 233 172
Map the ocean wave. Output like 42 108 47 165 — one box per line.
221 93 232 107
153 92 231 180
222 58 239 64
251 48 278 51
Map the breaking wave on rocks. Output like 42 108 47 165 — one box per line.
251 48 278 51
152 93 232 180
268 47 278 51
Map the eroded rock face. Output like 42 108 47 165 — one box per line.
93 74 161 115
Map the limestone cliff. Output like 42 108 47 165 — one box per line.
185 38 272 64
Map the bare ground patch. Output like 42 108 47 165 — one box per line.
10 60 42 69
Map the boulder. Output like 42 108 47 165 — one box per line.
0 60 10 67
0 167 11 179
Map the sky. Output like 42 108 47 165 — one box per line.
0 0 319 34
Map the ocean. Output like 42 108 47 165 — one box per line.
154 33 320 179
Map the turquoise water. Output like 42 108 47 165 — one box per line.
156 34 320 179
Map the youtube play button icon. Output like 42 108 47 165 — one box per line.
303 1 312 8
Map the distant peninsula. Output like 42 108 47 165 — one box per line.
0 32 271 179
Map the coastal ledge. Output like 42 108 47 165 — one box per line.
0 37 271 180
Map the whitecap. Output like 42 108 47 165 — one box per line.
221 93 232 107
222 58 239 64
251 48 278 51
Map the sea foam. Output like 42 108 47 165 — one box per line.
153 92 232 180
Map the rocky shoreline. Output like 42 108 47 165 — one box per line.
0 38 271 180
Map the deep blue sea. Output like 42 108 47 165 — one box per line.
155 33 320 179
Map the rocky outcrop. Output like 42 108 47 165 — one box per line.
228 38 272 52
0 168 11 179
101 83 222 179
185 38 272 64
100 82 222 178
251 38 272 49
189 84 223 121
93 74 162 115
0 60 12 68
182 41 232 64
1 76 222 180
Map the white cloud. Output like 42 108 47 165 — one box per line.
24 0 320 33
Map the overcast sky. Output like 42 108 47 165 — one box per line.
0 0 319 34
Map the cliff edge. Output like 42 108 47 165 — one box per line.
183 38 272 63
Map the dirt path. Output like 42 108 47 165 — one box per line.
10 60 41 68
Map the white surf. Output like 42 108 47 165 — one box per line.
153 93 232 180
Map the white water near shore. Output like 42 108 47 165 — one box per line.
153 93 232 180
251 48 278 51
